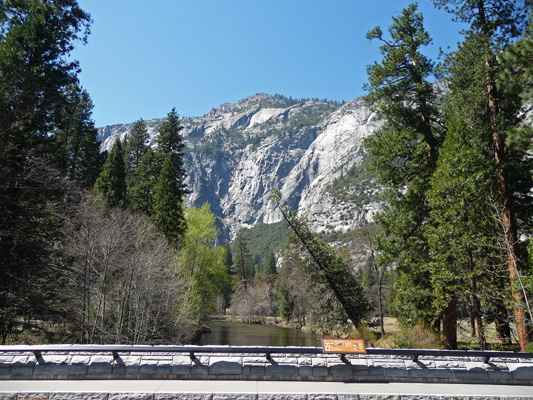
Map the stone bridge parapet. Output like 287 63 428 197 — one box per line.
1 348 533 385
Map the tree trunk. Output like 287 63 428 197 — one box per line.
466 243 485 349
476 0 531 351
442 289 457 350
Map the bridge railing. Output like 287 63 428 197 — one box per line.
1 344 533 364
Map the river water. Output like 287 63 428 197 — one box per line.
198 320 322 347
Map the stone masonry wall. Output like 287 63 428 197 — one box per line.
1 350 533 385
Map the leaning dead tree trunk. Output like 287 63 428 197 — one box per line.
272 190 371 329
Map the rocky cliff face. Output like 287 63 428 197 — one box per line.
97 94 382 240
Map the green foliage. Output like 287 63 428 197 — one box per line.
0 0 95 343
238 221 289 270
364 4 443 327
272 190 372 328
95 139 127 208
177 204 232 324
124 118 149 182
128 149 161 215
388 323 442 349
151 155 186 245
231 231 254 290
50 84 103 187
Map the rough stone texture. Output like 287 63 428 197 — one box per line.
156 395 212 400
0 349 532 386
97 93 384 241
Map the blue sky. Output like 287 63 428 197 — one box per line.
72 1 465 127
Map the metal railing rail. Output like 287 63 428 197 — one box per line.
1 344 533 364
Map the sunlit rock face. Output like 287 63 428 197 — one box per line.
98 94 383 241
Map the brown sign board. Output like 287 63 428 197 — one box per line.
322 339 366 354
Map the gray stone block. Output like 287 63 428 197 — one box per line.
244 365 266 376
266 364 299 376
34 364 87 376
329 363 353 377
112 364 126 375
486 369 513 385
359 395 400 400
50 393 108 400
465 361 487 371
170 364 191 375
12 356 34 366
156 394 212 400
297 358 311 366
157 366 172 375
41 355 69 364
510 363 533 383
173 356 192 366
0 356 14 364
109 393 154 400
121 356 141 366
212 395 256 400
125 365 140 375
190 364 209 375
452 369 489 383
337 394 360 400
259 394 306 400
209 359 243 375
384 367 410 379
313 366 329 377
90 356 113 364
308 395 337 400
70 356 91 365
18 393 50 400
0 394 17 400
298 365 313 377
139 364 158 375
87 362 112 375
9 366 33 376
312 358 327 367
243 357 266 365
275 357 298 365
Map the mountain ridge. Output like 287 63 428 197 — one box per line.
97 93 382 241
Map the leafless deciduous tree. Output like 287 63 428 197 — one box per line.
64 193 192 344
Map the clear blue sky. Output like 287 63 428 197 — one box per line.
72 0 465 127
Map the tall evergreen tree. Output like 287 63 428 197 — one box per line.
232 231 254 291
364 4 444 328
0 0 92 342
128 149 160 215
433 0 532 351
95 140 127 208
124 118 149 182
51 85 103 187
151 154 186 245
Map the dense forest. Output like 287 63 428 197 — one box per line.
1 0 533 352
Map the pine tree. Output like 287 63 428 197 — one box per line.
364 4 444 328
95 140 127 208
128 149 161 215
151 154 186 245
266 251 277 275
0 0 92 342
146 108 188 243
124 118 149 182
433 0 532 351
232 231 254 291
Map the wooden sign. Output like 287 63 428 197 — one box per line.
322 339 366 354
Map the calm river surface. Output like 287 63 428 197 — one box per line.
198 320 322 347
